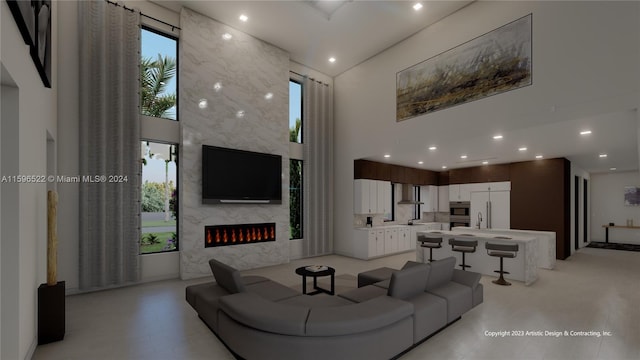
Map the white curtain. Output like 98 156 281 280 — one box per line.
302 77 334 257
78 1 141 290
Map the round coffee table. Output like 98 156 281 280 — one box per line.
295 266 335 295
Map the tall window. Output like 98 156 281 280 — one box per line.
140 27 179 253
383 183 394 221
289 81 302 143
289 79 303 239
412 186 421 220
141 141 178 254
141 28 177 120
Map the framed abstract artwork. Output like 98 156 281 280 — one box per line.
624 186 640 206
397 14 532 121
5 0 51 88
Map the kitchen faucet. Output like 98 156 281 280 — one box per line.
476 212 483 228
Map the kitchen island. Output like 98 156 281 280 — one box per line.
416 230 538 285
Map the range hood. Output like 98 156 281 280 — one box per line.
397 183 424 204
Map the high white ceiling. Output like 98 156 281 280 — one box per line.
151 0 638 175
152 0 473 76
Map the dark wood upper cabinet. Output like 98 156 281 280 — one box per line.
354 159 391 181
449 164 509 184
355 159 438 185
438 171 450 186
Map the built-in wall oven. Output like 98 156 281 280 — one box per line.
450 201 470 228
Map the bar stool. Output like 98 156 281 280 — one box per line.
485 242 519 286
418 235 442 262
449 238 477 271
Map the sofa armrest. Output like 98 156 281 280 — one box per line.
452 269 481 290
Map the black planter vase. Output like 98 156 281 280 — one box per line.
38 281 65 344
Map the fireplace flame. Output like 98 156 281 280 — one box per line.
251 228 257 241
223 229 228 243
239 229 244 242
215 229 221 243
231 229 237 243
263 227 268 240
270 226 275 239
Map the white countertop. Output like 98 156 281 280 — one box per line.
417 229 536 243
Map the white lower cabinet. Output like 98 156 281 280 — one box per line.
384 228 398 254
398 227 411 251
354 226 415 259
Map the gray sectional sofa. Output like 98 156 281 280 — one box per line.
185 257 483 360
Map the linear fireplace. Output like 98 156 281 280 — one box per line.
205 223 276 248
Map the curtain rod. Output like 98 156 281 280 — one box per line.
105 0 181 31
290 70 330 86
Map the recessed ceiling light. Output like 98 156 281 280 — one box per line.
518 147 527 151
482 161 489 165
610 167 617 171
460 155 468 159
383 154 391 158
222 33 233 40
264 92 273 100
418 161 424 165
493 135 503 140
213 82 222 92
599 154 607 158
580 130 592 135
535 155 543 159
442 165 447 169
413 3 423 11
239 14 248 22
328 57 336 63
198 99 208 109
428 146 437 151
236 110 246 118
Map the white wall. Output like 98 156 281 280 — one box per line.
1 0 58 357
590 171 640 244
333 1 640 257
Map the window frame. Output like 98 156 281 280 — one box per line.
139 25 181 254
141 26 180 122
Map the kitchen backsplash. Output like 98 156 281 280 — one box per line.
354 210 449 228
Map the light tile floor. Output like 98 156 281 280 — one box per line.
33 247 640 360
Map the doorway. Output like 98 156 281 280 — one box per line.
574 176 579 250
583 178 588 243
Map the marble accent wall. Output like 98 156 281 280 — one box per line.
179 8 290 279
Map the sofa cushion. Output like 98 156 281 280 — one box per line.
425 256 456 290
279 294 355 307
410 292 448 343
452 269 481 290
427 281 473 323
401 260 423 269
246 280 299 301
357 267 396 287
338 285 387 303
219 292 309 336
306 296 413 336
387 263 430 300
242 275 270 285
185 281 232 332
209 259 246 294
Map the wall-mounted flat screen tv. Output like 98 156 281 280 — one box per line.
202 145 282 204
